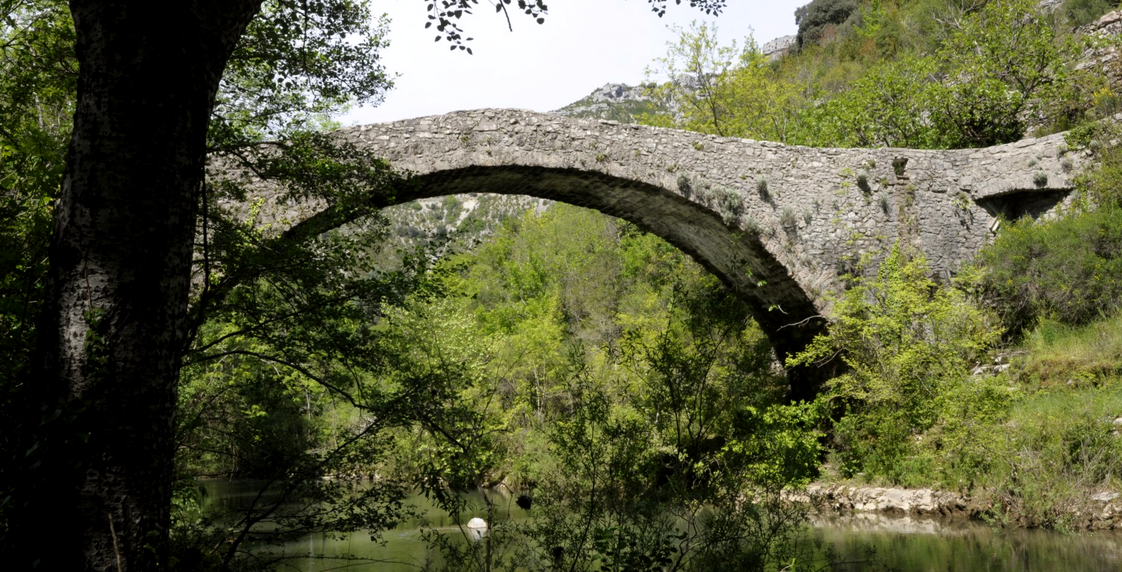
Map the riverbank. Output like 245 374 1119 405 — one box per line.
789 482 1122 530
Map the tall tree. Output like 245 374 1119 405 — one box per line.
11 1 727 570
22 2 262 570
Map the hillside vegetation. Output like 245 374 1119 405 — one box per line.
643 0 1120 147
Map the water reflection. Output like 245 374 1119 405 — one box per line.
201 480 1122 571
816 513 1122 572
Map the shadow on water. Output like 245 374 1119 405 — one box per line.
200 480 529 571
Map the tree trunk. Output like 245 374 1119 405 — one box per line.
19 2 261 569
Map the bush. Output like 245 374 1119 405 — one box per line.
1062 0 1117 28
795 0 859 49
980 380 1122 529
1074 125 1122 208
789 245 1003 482
980 206 1122 333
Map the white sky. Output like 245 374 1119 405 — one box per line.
345 0 803 124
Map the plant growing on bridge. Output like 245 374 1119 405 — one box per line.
780 207 799 230
713 186 744 225
756 175 770 200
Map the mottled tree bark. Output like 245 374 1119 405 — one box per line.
20 2 262 569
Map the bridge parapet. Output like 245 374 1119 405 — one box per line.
335 109 1078 299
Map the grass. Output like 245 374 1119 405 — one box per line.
962 316 1122 529
819 311 1122 530
974 379 1122 530
1015 314 1122 387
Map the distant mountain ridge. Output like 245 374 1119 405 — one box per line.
551 32 796 123
551 82 661 123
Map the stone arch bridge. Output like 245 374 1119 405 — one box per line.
240 109 1080 400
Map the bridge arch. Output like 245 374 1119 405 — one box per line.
397 164 825 399
243 109 1080 400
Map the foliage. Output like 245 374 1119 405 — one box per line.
643 22 807 142
0 0 74 540
646 0 1095 150
795 0 860 49
971 355 1122 530
1017 315 1122 387
213 0 391 142
389 204 827 571
1060 0 1118 29
643 21 750 138
810 54 937 148
2 0 761 567
979 206 1122 333
929 0 1080 146
167 0 457 565
1070 123 1122 207
790 245 1004 483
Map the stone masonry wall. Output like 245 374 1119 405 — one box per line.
230 108 1080 389
326 109 1078 308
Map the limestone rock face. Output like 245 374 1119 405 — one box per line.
762 35 796 60
552 83 654 121
1076 10 1122 88
588 83 646 103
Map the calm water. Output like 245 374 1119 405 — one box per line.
201 480 1122 571
815 513 1122 572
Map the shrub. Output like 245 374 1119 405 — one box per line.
979 206 1122 333
677 174 692 197
1076 127 1122 207
789 245 1003 482
856 169 870 192
1062 0 1117 28
779 206 798 229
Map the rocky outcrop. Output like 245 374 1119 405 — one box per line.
798 484 975 517
1079 8 1122 36
762 35 796 61
787 483 1122 530
552 83 656 122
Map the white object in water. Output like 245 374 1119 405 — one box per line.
466 517 488 530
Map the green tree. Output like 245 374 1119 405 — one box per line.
929 0 1082 146
5 1 731 568
400 205 823 572
644 22 806 142
980 206 1122 333
794 0 859 50
810 54 937 148
644 21 744 137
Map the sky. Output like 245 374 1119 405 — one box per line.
344 0 804 125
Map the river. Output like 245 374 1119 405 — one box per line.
200 480 1122 571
